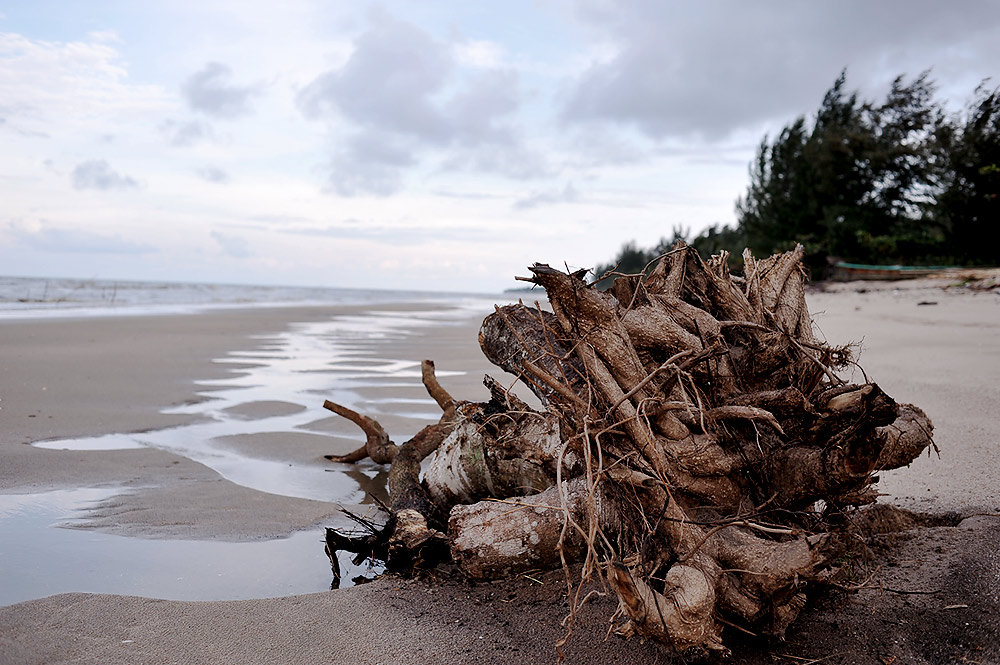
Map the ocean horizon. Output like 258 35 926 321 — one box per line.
0 275 505 320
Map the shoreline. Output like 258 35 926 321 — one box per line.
0 302 505 546
1 283 998 664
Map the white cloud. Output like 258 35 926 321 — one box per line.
211 230 252 257
8 221 154 254
439 143 551 181
0 114 49 138
87 30 122 44
453 40 507 68
0 32 169 133
279 219 490 246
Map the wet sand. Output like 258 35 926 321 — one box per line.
0 303 514 539
1 284 999 665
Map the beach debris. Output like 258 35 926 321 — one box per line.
321 242 936 657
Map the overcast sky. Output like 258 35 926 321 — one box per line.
2 1 999 292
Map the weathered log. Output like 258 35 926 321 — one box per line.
322 401 395 464
319 242 937 655
324 360 456 572
449 481 589 579
479 305 590 415
877 403 936 469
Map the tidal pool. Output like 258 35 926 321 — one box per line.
0 489 385 607
11 305 485 605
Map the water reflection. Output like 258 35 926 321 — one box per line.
11 305 486 604
33 308 470 503
0 489 379 607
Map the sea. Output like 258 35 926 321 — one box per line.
0 275 503 319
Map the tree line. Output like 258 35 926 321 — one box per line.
597 71 999 280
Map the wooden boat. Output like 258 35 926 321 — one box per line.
830 262 956 281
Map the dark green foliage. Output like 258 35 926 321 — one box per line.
687 223 746 260
598 72 999 280
592 225 688 288
593 224 744 288
737 71 999 274
934 84 1000 264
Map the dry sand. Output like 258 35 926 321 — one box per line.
0 284 998 665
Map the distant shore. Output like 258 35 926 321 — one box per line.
1 280 998 664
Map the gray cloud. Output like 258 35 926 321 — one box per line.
563 126 648 168
71 160 139 191
564 0 1000 141
448 69 519 145
324 131 417 197
198 166 229 183
298 12 539 195
11 224 154 254
210 230 251 258
298 14 453 141
161 119 213 146
438 68 552 179
182 62 258 119
514 182 580 209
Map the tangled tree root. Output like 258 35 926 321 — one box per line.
322 243 935 655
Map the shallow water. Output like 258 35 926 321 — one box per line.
7 302 492 605
33 309 473 502
0 489 362 606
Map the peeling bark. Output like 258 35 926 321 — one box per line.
320 242 937 654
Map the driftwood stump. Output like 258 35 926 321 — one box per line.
323 243 935 656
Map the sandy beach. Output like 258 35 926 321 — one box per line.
1 283 999 665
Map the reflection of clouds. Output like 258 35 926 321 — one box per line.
0 487 119 520
33 306 482 505
0 488 335 605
